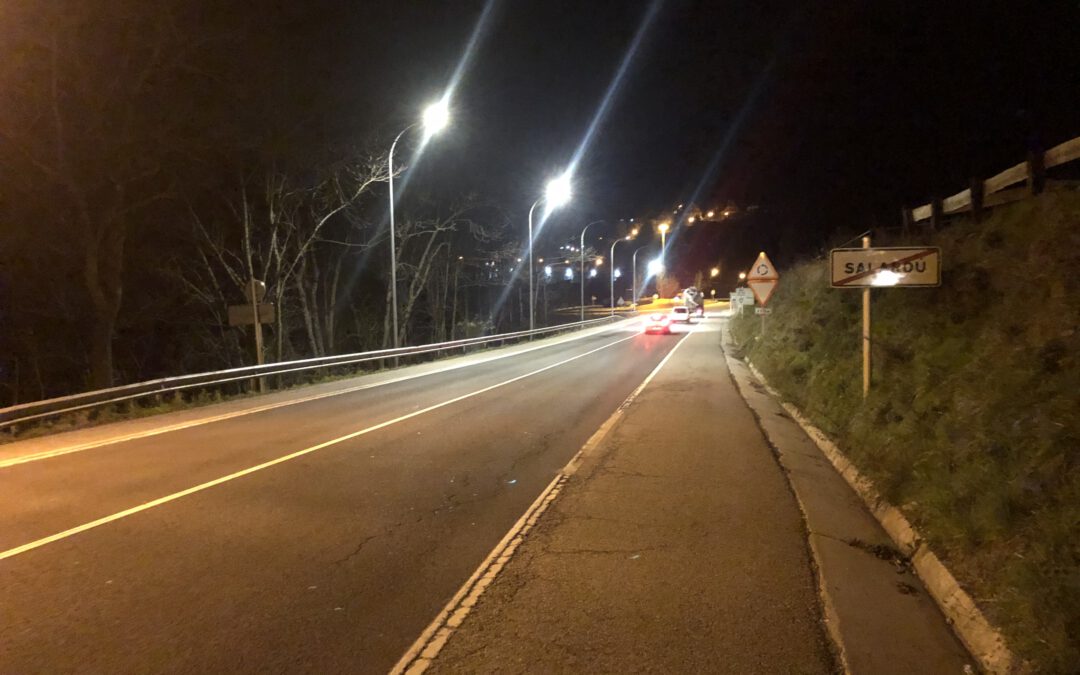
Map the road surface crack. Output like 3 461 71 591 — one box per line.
333 532 383 565
596 465 666 480
543 543 670 556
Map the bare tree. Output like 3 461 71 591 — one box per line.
186 153 389 363
384 201 507 347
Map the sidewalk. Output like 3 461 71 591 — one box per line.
423 321 836 673
413 317 974 674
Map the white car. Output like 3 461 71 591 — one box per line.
671 306 690 323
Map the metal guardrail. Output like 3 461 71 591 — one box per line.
0 316 622 429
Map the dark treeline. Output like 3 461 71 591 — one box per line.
0 1 591 406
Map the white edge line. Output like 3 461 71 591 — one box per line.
390 325 697 674
0 334 637 563
0 322 626 469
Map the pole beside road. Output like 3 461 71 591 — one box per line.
528 199 541 332
579 221 603 323
387 125 416 353
249 278 267 392
862 237 871 398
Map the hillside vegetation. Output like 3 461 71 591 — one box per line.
730 192 1079 672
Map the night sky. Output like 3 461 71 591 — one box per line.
0 0 1078 393
234 0 1080 267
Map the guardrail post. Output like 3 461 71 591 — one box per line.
969 178 985 223
1026 149 1045 195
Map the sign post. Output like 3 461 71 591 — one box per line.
830 243 942 398
746 251 779 337
862 237 871 398
227 279 271 393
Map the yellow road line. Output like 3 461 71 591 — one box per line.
0 323 624 469
0 334 637 562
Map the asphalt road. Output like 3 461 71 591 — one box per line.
0 321 688 673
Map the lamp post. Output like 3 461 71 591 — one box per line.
528 172 572 331
387 97 450 350
632 244 654 307
609 229 637 314
658 221 670 251
579 220 604 323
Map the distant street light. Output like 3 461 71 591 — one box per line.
579 220 604 323
647 258 664 276
710 267 720 278
738 271 747 281
388 96 450 350
610 231 636 314
528 171 572 330
631 244 655 306
657 221 670 250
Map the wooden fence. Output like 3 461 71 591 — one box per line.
904 136 1080 227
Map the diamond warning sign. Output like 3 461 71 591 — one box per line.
746 251 779 305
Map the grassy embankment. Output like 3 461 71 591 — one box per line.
730 192 1078 672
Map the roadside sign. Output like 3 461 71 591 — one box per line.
747 252 778 281
754 307 772 315
748 280 777 306
228 303 276 326
747 251 779 306
830 247 941 287
731 287 754 305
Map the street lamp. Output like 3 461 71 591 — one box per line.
609 231 636 314
388 96 450 351
528 171 572 331
657 221 670 250
421 99 449 139
738 271 747 280
710 267 720 278
579 220 604 323
647 258 664 276
631 244 655 307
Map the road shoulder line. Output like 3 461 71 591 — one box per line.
390 328 694 674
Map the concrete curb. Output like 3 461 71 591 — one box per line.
738 357 1020 674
